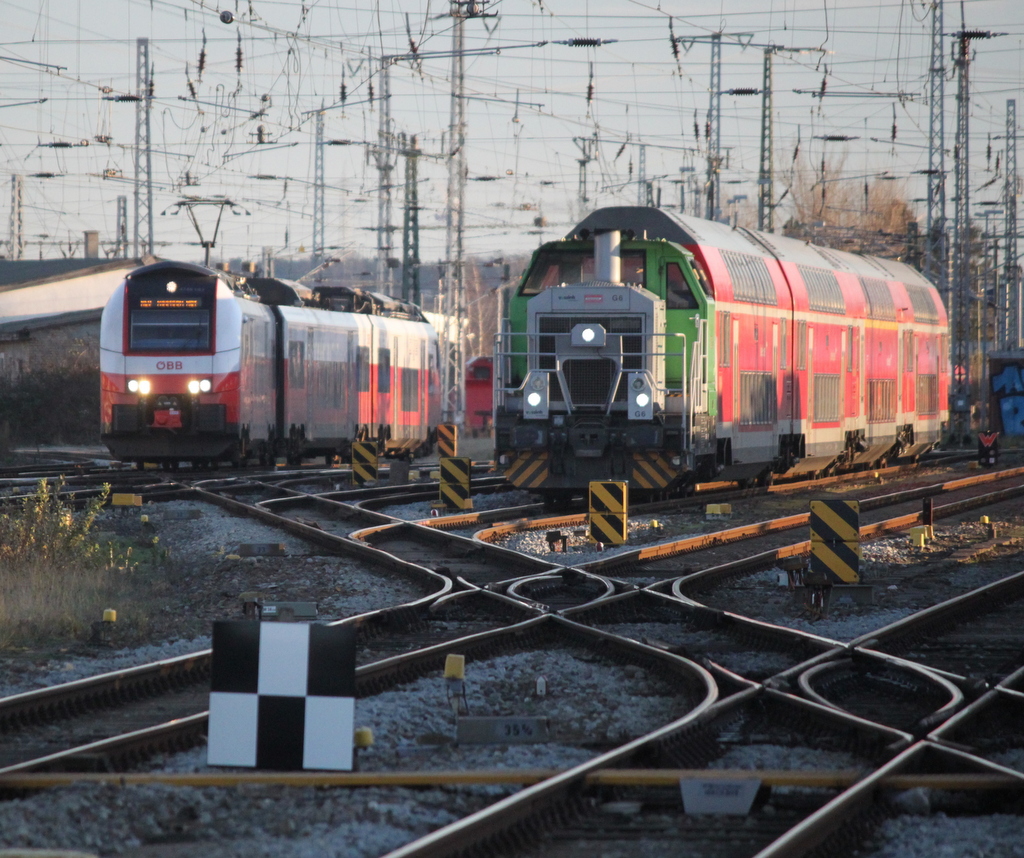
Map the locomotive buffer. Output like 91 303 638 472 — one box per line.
809 500 861 585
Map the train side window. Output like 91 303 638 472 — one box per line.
780 319 788 369
402 367 419 411
847 326 855 372
796 321 807 370
904 331 914 372
357 346 370 393
719 312 731 366
666 262 699 309
378 347 391 393
288 340 305 389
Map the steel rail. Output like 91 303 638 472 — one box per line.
797 652 965 736
752 741 1024 858
380 682 911 858
671 477 1024 599
0 615 717 777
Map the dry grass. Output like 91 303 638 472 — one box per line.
0 480 159 647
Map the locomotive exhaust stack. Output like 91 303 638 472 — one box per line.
594 229 621 283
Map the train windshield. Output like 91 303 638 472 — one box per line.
127 276 215 351
520 248 646 295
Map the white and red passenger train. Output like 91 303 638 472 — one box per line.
100 260 440 467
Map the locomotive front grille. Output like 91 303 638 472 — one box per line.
563 358 615 407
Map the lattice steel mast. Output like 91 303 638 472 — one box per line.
924 0 948 299
950 23 998 444
376 57 397 293
706 33 722 221
313 107 325 261
133 37 154 257
401 133 420 305
1004 99 1020 349
8 175 23 260
441 1 492 424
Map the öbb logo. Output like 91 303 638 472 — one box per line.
156 361 184 370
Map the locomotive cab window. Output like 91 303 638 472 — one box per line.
666 262 700 310
520 248 646 295
127 276 214 352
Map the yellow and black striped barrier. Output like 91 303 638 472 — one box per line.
438 423 459 458
440 456 472 511
589 480 628 545
810 499 861 584
351 441 379 486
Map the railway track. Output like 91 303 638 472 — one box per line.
3 454 1024 856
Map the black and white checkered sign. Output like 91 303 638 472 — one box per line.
207 621 356 770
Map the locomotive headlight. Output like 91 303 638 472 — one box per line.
188 380 201 394
128 379 138 393
627 372 654 421
571 323 606 347
139 379 151 395
129 378 151 395
188 378 213 394
522 372 549 419
199 378 212 392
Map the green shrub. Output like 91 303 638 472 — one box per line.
0 479 154 646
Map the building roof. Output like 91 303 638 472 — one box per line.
0 257 155 291
0 307 103 338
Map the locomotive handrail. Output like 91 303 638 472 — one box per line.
492 332 689 407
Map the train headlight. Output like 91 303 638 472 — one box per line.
128 379 151 395
199 378 212 393
627 372 653 420
523 372 549 419
188 380 201 394
571 323 606 347
128 379 138 393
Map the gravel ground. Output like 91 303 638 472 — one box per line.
861 813 1024 857
0 781 510 857
378 488 536 522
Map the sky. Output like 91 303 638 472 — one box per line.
1 0 1022 285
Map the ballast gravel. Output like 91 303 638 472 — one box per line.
380 489 536 522
0 781 509 858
